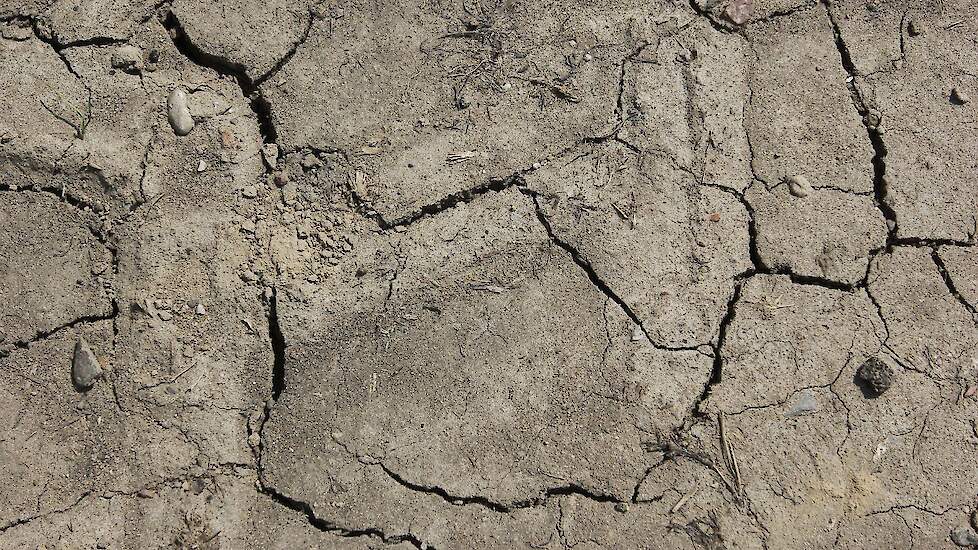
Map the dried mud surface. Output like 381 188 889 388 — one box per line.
1 0 978 548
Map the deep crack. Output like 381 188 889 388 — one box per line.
259 486 428 549
694 279 744 415
268 288 287 400
161 10 277 143
823 0 898 243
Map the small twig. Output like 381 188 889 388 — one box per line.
711 461 739 497
718 412 743 495
670 489 697 514
524 77 581 103
170 357 199 384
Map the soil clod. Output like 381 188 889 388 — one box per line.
856 356 896 397
111 45 144 74
785 175 812 198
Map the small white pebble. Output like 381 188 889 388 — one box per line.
197 159 208 172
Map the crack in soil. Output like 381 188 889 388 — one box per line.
252 10 318 87
156 9 426 545
377 173 524 229
522 188 704 354
0 306 119 358
0 491 93 533
931 248 978 323
161 9 277 144
692 279 744 414
267 288 287 400
375 461 624 512
11 2 955 544
823 0 898 243
259 486 429 549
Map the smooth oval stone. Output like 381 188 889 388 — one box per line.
167 88 195 136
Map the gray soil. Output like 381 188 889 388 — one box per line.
1 0 977 548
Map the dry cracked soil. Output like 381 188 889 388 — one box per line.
1 0 978 548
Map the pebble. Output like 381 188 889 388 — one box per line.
241 185 257 199
273 171 290 187
724 0 752 25
195 303 207 315
951 527 978 547
786 174 812 198
951 88 971 105
72 337 104 389
196 159 208 172
857 356 896 396
167 88 195 136
110 45 143 74
248 432 261 447
241 270 258 282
